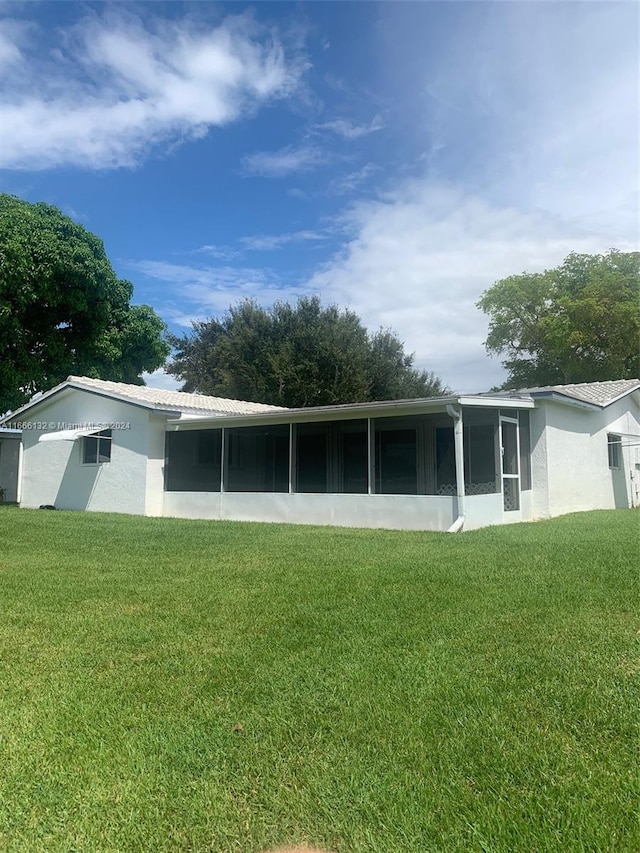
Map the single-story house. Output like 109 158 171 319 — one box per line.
1 375 638 531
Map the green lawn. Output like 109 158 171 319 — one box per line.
0 508 638 853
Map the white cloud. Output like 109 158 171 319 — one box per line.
142 367 181 391
193 244 242 261
127 259 308 327
241 144 324 177
240 229 325 250
301 2 639 393
0 16 29 66
306 182 637 393
315 115 384 139
327 163 379 196
112 4 638 398
0 10 303 170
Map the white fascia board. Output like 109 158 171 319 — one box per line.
166 395 535 431
458 396 535 409
531 392 599 412
4 384 541 431
172 412 235 422
604 387 640 408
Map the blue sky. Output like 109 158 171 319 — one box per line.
1 1 638 393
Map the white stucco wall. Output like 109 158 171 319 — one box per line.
163 491 458 531
145 414 168 516
17 390 161 515
529 406 550 519
538 397 640 517
464 493 505 530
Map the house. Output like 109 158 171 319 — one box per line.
1 375 638 531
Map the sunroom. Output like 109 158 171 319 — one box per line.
162 400 533 531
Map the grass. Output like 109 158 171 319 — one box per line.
0 507 638 853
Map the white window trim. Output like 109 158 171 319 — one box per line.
607 434 622 470
81 429 112 466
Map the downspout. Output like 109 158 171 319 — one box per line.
16 439 24 505
446 404 465 532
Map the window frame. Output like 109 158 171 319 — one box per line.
82 429 112 465
224 424 290 493
607 433 622 470
164 429 222 492
294 418 368 494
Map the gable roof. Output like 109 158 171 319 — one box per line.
1 375 288 423
2 375 638 429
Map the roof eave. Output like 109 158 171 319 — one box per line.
166 393 535 429
603 386 640 408
529 391 600 411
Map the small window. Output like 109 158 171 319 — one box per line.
83 429 112 464
608 434 622 469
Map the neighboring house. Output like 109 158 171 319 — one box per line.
1 375 638 531
0 428 21 503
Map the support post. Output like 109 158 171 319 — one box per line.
445 404 465 532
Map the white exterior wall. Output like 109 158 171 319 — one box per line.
529 406 550 519
163 491 458 531
539 397 640 517
145 414 168 516
464 493 504 530
163 490 511 533
18 390 159 515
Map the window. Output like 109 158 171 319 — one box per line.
225 425 289 492
82 429 112 464
295 419 368 493
435 427 455 491
296 425 328 493
608 434 622 469
165 430 221 492
466 424 496 488
341 425 368 494
375 422 418 494
435 420 498 495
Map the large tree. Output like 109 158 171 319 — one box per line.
168 296 448 406
477 249 640 389
0 194 169 412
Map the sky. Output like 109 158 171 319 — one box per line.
1 0 638 394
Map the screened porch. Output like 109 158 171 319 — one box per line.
164 407 530 498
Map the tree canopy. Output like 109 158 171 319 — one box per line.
0 194 169 413
477 249 640 389
168 296 449 407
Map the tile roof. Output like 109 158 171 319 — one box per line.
519 379 640 407
66 376 288 415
